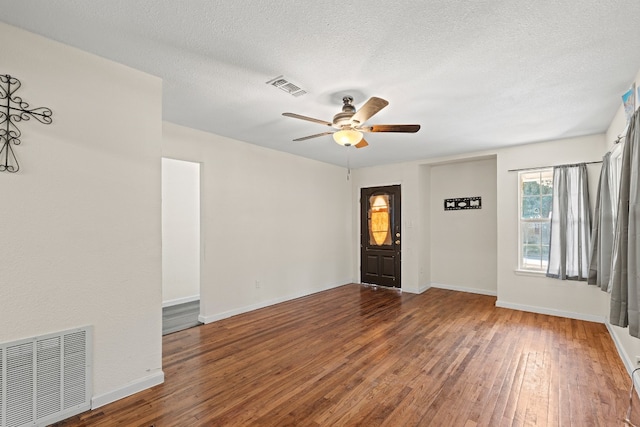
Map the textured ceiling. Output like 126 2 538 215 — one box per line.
2 1 640 168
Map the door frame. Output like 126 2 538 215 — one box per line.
359 183 403 289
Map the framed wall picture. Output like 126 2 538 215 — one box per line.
444 196 482 211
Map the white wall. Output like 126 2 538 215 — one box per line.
162 158 200 305
351 156 497 295
352 135 606 323
603 69 640 374
495 134 609 321
162 122 353 322
0 23 163 406
430 158 497 295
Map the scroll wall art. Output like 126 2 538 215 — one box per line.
0 74 53 172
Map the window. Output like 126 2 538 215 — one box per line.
519 169 553 271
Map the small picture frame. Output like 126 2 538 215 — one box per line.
622 82 636 126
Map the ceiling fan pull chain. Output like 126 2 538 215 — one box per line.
346 151 351 181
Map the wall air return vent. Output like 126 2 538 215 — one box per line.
266 75 307 97
0 326 92 427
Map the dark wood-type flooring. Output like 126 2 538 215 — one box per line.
54 284 639 426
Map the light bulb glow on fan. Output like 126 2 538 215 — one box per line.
333 129 363 146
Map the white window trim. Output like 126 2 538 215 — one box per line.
514 268 547 277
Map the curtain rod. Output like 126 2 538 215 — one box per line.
508 133 625 172
508 160 602 173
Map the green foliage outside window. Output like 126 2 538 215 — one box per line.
521 179 553 219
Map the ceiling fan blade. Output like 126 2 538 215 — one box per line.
283 112 332 127
293 131 334 141
360 124 421 133
350 97 389 125
355 138 369 149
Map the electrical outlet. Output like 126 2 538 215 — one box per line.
255 280 261 289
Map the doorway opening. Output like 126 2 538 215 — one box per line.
161 158 202 334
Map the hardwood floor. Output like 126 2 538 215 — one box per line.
54 284 638 426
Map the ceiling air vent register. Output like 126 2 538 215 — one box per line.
266 75 307 97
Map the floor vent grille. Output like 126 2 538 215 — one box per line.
1 327 92 427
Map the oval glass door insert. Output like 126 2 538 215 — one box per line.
369 194 392 246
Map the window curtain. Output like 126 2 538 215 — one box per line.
610 108 640 336
588 152 616 290
546 164 591 280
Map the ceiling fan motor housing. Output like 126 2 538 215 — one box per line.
333 96 356 127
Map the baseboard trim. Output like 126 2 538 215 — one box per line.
606 322 635 375
495 300 606 324
198 281 349 324
417 283 431 294
162 295 199 308
430 282 497 297
91 370 165 409
606 322 640 401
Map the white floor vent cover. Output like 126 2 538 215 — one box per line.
0 326 92 427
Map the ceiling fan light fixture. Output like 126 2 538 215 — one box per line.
333 129 363 146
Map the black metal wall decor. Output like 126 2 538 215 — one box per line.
444 196 482 211
0 74 53 173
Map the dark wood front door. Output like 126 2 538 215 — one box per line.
360 185 401 288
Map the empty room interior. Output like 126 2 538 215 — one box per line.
3 1 640 426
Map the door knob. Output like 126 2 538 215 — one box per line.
395 240 400 245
